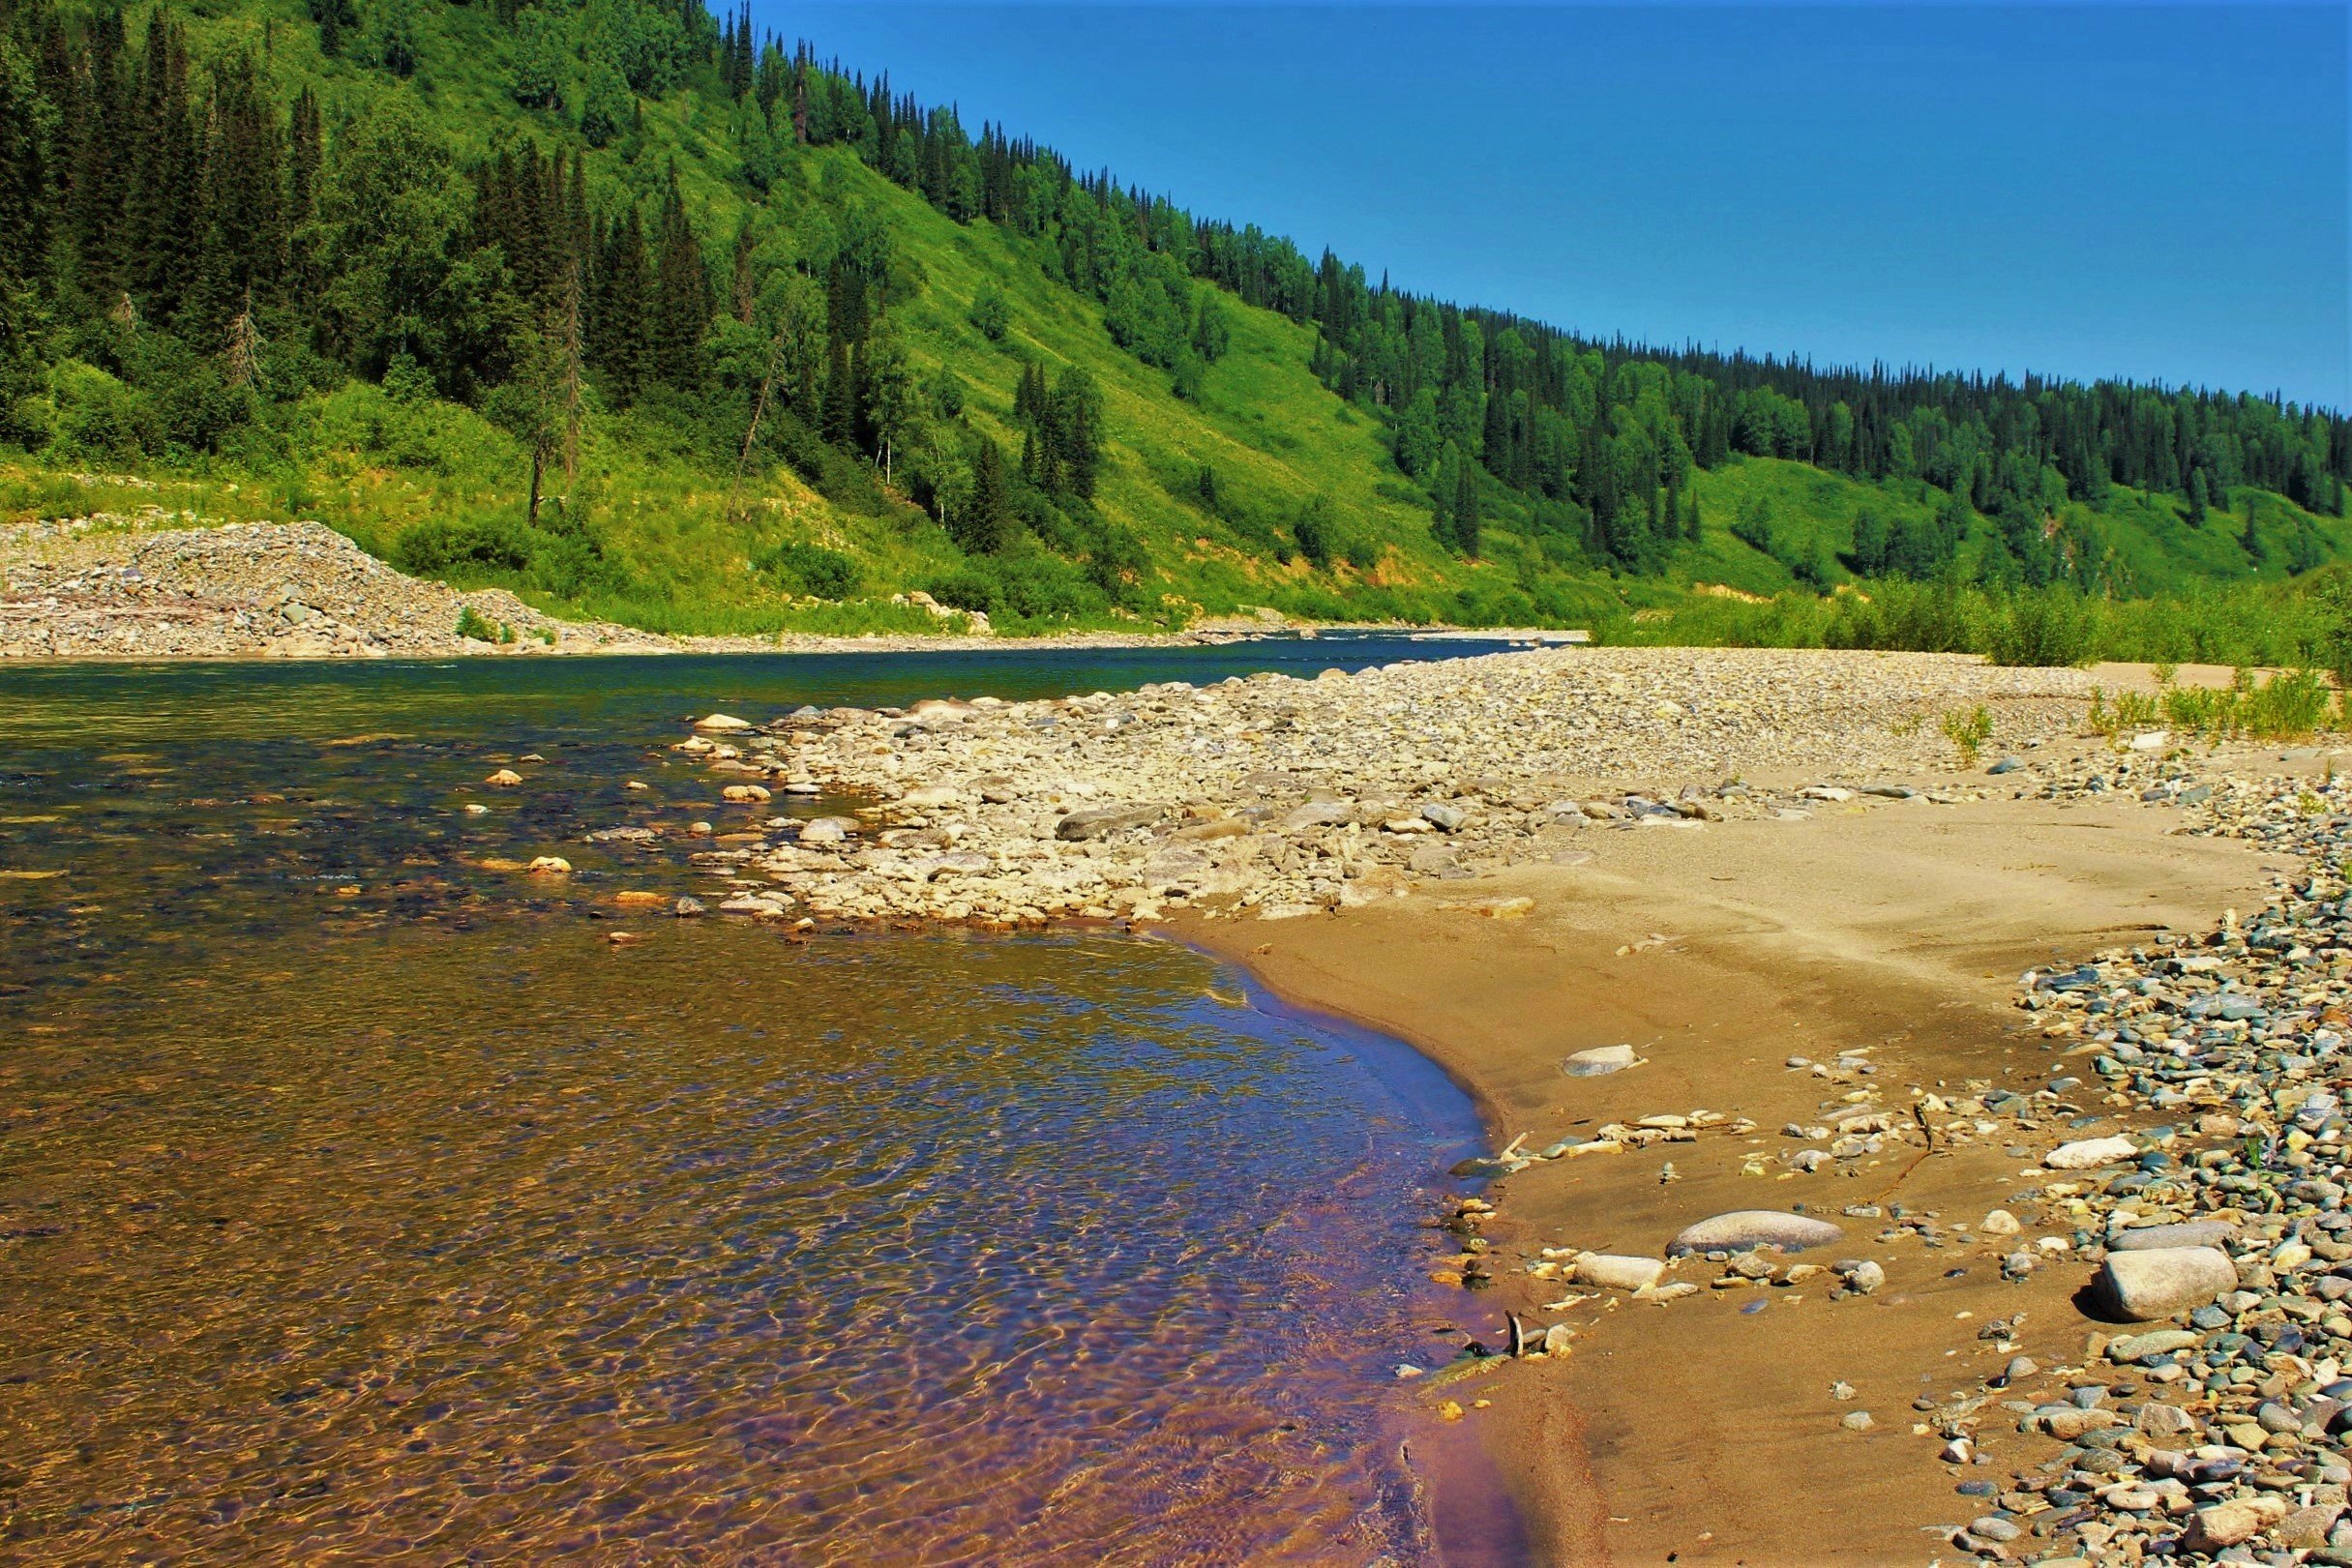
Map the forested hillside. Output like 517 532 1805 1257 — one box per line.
0 0 2345 635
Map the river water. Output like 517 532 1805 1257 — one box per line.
0 636 1525 1564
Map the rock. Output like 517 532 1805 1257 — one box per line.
2107 1220 2238 1253
2182 1495 2290 1551
722 784 771 803
1538 1323 1573 1355
1666 1210 1845 1257
1980 1209 2021 1235
1419 802 1467 831
672 897 706 917
1406 844 1468 877
898 784 961 810
1833 1258 1887 1294
2099 1246 2239 1322
2044 1136 2139 1169
1987 756 2025 774
2038 1406 2124 1441
527 855 572 874
486 768 523 786
1573 1254 1668 1292
1055 804 1165 842
1839 1410 1873 1432
1281 800 1356 830
799 816 858 844
2105 1328 2203 1363
1563 1044 1639 1078
695 714 751 731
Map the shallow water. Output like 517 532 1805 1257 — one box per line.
0 639 1517 1564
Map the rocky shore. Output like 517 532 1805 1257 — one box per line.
617 644 2352 1563
649 646 2099 925
0 516 1268 660
0 518 678 658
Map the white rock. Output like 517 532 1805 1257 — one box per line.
1573 1254 1668 1292
1563 1044 1639 1078
2044 1136 2139 1169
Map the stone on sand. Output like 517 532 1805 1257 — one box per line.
2099 1246 2239 1322
1563 1044 1639 1078
1666 1210 1844 1257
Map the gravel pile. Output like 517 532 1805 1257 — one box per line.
654 646 2099 925
0 518 674 659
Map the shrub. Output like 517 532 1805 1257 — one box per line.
753 539 859 599
1984 588 2099 667
968 288 1010 342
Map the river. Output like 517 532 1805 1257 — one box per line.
0 636 1526 1564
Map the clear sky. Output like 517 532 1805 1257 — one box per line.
768 3 2351 412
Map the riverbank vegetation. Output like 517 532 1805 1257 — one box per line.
0 0 2345 639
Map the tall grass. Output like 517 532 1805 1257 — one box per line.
1597 577 2352 671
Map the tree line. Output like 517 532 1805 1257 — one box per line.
0 0 2343 602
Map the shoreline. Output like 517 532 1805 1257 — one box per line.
632 643 2352 1562
1 514 1565 663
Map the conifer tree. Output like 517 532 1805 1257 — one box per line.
959 436 1015 553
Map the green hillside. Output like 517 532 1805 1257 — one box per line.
0 0 2345 638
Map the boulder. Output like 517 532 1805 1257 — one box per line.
1563 1044 1639 1078
1666 1210 1845 1257
695 713 751 731
2099 1246 2238 1322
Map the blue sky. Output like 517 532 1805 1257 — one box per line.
769 4 2351 411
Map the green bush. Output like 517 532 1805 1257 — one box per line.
753 539 860 599
1983 588 2100 667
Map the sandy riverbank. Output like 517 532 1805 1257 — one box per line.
1188 770 2288 1563
633 644 2352 1563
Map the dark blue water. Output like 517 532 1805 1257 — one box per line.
0 631 1519 746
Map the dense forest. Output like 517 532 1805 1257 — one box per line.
0 0 2344 633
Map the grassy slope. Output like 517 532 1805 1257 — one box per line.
1671 459 2347 600
11 0 2342 636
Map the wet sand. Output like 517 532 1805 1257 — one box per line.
1189 758 2290 1564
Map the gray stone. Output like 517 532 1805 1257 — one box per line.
1055 804 1165 842
2099 1246 2239 1322
1666 1210 1845 1257
2109 1220 2239 1253
2106 1328 2203 1363
1418 801 1467 832
1835 1258 1887 1294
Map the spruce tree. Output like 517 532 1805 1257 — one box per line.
961 437 1014 553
